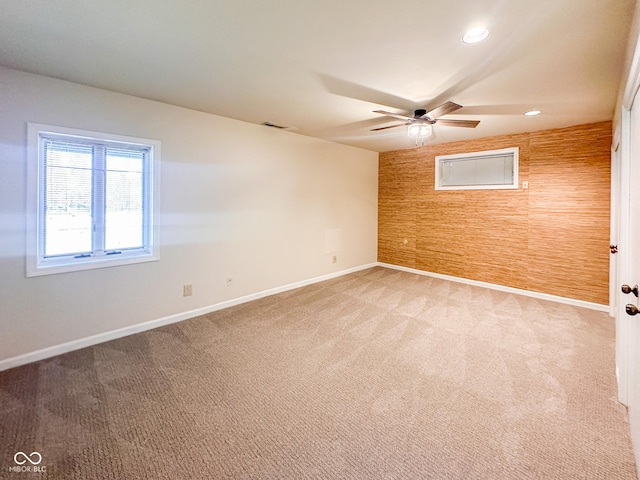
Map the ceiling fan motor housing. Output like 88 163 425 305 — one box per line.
414 109 437 124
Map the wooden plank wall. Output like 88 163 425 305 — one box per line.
378 121 612 305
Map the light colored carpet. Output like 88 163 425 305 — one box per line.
0 267 636 479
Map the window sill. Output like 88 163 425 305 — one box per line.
26 251 159 277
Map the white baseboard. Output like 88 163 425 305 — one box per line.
377 262 609 312
0 263 377 372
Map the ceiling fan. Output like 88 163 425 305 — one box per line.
371 101 480 140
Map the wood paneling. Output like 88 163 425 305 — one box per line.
378 122 611 304
527 124 611 303
378 152 417 268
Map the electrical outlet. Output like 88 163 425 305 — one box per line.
183 284 192 297
522 181 529 190
226 276 233 287
332 255 337 264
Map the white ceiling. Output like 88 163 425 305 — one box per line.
0 0 635 152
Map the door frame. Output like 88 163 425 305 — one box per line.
613 109 631 406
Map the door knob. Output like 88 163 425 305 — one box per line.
626 304 640 316
622 284 639 297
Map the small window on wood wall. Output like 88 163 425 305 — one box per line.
435 147 518 190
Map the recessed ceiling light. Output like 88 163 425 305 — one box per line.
462 27 489 44
524 110 542 116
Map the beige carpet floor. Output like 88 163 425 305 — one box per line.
0 267 637 479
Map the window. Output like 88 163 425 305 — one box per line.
27 123 160 276
435 147 519 190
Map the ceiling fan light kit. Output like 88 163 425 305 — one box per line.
408 123 432 146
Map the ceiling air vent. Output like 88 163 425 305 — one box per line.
262 122 288 129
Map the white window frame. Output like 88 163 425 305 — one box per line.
26 123 161 277
435 147 519 190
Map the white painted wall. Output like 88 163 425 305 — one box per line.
0 67 378 365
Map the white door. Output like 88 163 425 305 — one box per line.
623 88 640 465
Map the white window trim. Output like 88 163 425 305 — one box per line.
26 123 161 277
435 147 519 191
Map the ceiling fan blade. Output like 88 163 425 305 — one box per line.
370 122 411 131
425 101 463 119
373 110 414 121
436 119 480 128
